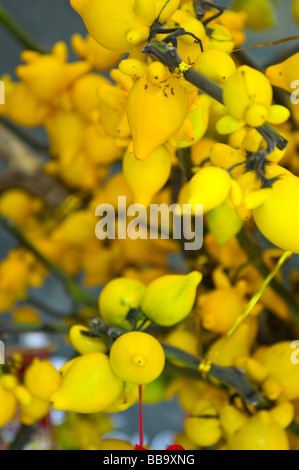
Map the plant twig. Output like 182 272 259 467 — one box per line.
237 229 299 325
0 6 49 54
0 122 70 209
8 424 36 450
86 318 270 409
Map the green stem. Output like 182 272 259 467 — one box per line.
0 213 98 307
0 321 69 335
0 6 49 54
237 229 299 325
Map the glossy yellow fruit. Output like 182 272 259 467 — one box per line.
69 325 108 355
141 272 202 326
51 353 123 413
183 167 232 214
123 143 171 207
185 414 222 448
24 358 61 402
266 52 299 93
223 65 273 127
109 331 165 384
206 203 243 245
0 385 17 428
70 0 161 52
194 50 236 86
99 277 145 330
103 385 139 413
253 174 299 253
127 76 189 160
257 342 299 400
228 411 289 450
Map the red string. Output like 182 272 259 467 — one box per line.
138 384 143 448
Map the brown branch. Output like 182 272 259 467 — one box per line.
0 122 70 208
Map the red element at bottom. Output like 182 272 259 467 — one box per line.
138 384 143 448
134 444 185 450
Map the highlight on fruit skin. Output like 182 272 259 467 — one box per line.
109 331 165 384
50 353 124 413
141 271 202 326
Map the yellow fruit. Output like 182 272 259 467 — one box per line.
70 0 155 52
228 411 289 450
103 385 139 413
206 317 258 367
185 416 222 448
164 328 198 358
194 49 236 86
266 52 299 93
0 374 18 391
141 272 202 326
223 65 273 126
206 203 243 245
123 143 171 207
59 358 78 376
269 402 295 429
0 189 36 225
109 331 165 384
219 406 248 436
71 73 110 120
127 76 189 160
12 306 40 324
16 42 90 101
91 439 135 450
0 385 17 428
232 0 276 30
199 287 246 334
99 277 145 330
19 396 50 426
71 34 123 71
69 325 108 355
51 353 123 413
253 174 299 253
257 342 299 400
0 78 50 126
184 167 232 214
24 359 61 402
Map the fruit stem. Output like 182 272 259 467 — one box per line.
138 384 144 448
